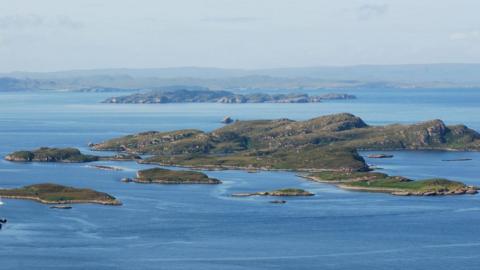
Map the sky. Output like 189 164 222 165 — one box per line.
0 0 479 72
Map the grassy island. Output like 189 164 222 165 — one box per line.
0 183 122 205
5 147 99 163
5 147 142 163
306 171 478 196
133 168 221 184
91 113 480 172
232 188 314 197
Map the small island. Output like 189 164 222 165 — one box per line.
5 147 99 163
131 168 221 184
103 89 356 104
5 147 141 163
232 188 314 197
305 171 478 196
0 183 122 205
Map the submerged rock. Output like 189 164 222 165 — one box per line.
367 154 394 159
121 178 133 183
442 158 472 162
269 200 287 204
50 205 72 209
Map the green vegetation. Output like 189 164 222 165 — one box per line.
0 183 121 205
134 168 221 184
347 178 464 191
5 147 99 163
92 113 480 172
4 147 141 163
268 188 315 196
307 171 477 196
232 188 314 197
308 171 389 182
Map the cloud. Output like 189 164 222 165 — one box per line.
450 30 480 41
355 4 389 20
0 14 83 30
201 16 261 24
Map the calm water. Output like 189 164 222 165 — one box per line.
1 89 480 270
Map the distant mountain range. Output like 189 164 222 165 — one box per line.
2 64 480 91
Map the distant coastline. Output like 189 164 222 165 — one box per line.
102 89 356 104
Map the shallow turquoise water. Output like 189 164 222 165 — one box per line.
1 90 480 269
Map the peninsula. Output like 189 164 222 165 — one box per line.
131 168 221 184
0 183 122 205
102 89 356 104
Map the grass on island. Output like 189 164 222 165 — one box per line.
92 113 480 173
143 145 368 172
233 188 314 197
308 171 389 182
136 168 221 184
269 188 314 196
6 147 99 163
346 178 467 192
0 183 121 205
308 170 475 195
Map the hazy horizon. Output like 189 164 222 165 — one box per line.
4 62 480 75
1 0 480 73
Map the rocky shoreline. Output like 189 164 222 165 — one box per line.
0 195 122 205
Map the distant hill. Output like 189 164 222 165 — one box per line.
2 64 480 91
5 64 480 83
0 77 59 92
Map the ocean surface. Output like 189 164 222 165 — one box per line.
1 88 480 270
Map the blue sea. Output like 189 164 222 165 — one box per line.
1 88 480 270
